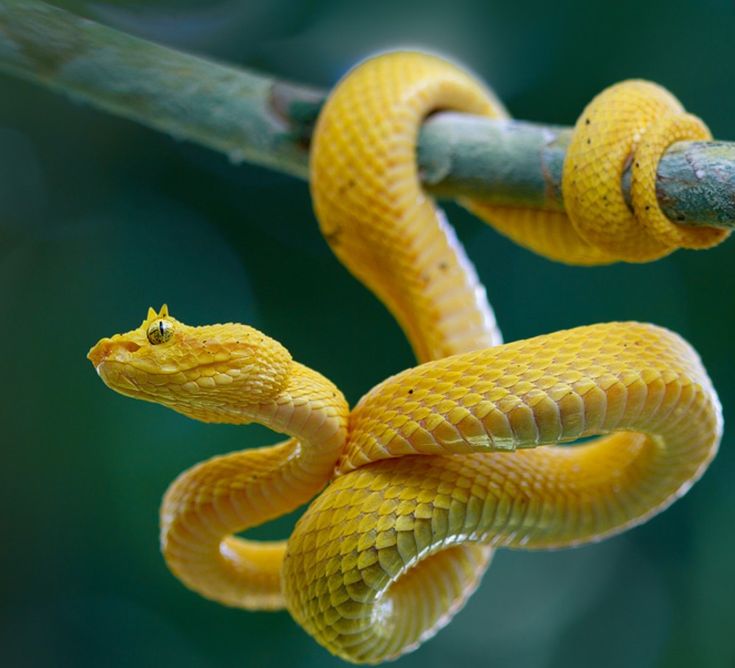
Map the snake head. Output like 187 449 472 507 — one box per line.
87 305 293 422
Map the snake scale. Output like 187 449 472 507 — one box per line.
88 52 726 663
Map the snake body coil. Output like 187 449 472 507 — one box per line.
89 52 725 664
283 322 721 662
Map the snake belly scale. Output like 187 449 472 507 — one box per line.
88 51 725 664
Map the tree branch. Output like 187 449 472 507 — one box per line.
1 0 734 228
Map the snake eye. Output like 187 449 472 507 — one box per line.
147 318 173 345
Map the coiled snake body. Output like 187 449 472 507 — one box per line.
88 52 725 663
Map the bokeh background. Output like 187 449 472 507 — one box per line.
2 1 734 666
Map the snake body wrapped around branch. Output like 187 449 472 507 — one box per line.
88 52 725 664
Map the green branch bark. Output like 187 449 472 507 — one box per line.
1 0 734 228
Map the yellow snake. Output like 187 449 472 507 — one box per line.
88 52 726 663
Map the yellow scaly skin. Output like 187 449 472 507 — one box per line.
562 80 728 261
88 52 725 664
460 74 727 265
283 322 721 662
309 51 504 362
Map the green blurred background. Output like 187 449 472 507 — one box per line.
2 1 734 666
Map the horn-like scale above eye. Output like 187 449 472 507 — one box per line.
147 318 173 345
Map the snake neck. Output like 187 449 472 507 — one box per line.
165 361 349 500
253 361 349 469
170 360 348 450
158 360 348 609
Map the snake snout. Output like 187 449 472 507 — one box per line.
87 338 141 369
